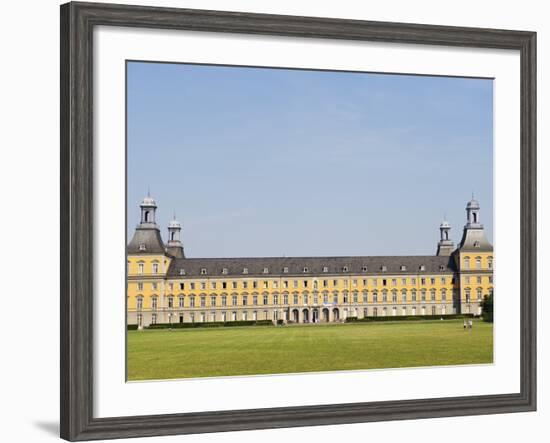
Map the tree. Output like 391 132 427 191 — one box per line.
481 293 493 323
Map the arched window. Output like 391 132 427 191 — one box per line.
144 210 150 222
488 256 493 269
476 257 482 269
464 256 471 269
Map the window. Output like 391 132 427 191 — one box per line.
221 295 227 306
464 257 471 269
343 292 348 303
419 265 426 271
243 268 248 274
152 282 157 290
151 297 158 310
334 279 339 286
294 294 299 305
152 263 159 274
439 265 446 271
283 294 289 304
243 281 248 289
139 243 146 251
441 289 447 301
283 267 289 273
242 295 248 306
401 289 407 303
200 282 206 290
476 257 482 269
382 279 387 286
477 276 482 284
303 267 309 273
232 281 238 289
421 290 426 301
136 297 143 310
283 281 289 289
392 279 397 286
179 296 184 308
411 278 416 285
421 278 426 285
179 282 184 290
431 306 436 315
253 281 258 289
151 313 157 324
273 295 278 305
488 256 493 269
190 296 196 307
200 296 206 307
232 295 237 306
222 282 227 289
253 295 258 305
211 282 217 289
465 289 471 303
263 294 268 305
137 282 143 291
373 307 378 317
373 292 378 303
190 282 195 290
273 281 278 289
333 293 338 304
222 268 228 275
200 268 207 275
263 267 269 274
263 281 269 289
430 278 435 285
441 277 446 284
400 265 407 271
363 291 368 303
293 280 299 288
361 266 367 272
392 291 397 303
303 280 308 288
430 289 436 301
179 268 186 275
322 266 329 273
313 280 318 289
411 290 417 302
324 293 329 304
138 263 144 275
381 265 387 272
211 296 216 307
477 288 483 300
169 283 173 290
168 297 174 308
372 278 378 286
342 266 349 272
401 278 407 285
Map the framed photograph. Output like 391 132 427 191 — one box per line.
60 1 536 441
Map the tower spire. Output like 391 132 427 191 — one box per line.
166 212 185 258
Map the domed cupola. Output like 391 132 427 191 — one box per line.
166 214 185 258
436 217 454 256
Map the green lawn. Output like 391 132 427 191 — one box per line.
127 320 493 381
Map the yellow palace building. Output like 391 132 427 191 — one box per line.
127 196 493 327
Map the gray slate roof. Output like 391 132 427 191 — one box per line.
458 228 493 252
167 255 457 278
127 227 166 254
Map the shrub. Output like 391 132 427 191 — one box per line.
127 324 139 331
145 320 275 329
481 294 494 323
345 314 474 323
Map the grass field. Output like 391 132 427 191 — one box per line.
127 320 493 381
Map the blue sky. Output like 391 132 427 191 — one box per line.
127 62 493 258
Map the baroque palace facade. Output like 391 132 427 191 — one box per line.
127 197 493 327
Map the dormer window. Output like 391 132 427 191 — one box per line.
361 266 367 272
473 241 480 247
243 268 249 274
439 265 446 271
342 266 349 272
179 268 186 275
200 268 207 275
138 243 146 251
222 268 228 275
381 266 387 272
263 267 269 274
283 267 289 273
419 265 426 271
400 265 407 271
323 266 329 273
303 267 309 273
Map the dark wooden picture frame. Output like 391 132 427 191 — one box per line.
60 2 537 441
